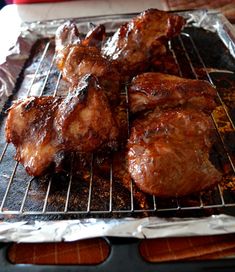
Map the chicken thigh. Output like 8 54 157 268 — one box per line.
129 72 217 113
102 9 185 76
5 75 119 176
128 108 221 197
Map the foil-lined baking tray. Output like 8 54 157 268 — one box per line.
0 9 235 242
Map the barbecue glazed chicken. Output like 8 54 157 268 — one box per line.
82 24 106 49
128 108 222 197
55 75 119 153
5 96 62 176
129 72 217 113
55 21 105 52
127 72 220 197
55 21 120 105
55 21 81 53
102 9 185 76
5 9 222 199
5 75 119 176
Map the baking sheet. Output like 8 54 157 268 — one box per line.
0 9 235 242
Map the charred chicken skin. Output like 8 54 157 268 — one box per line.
129 72 217 113
56 45 120 104
5 75 119 176
5 96 62 176
128 108 221 197
82 24 106 49
55 75 119 152
102 9 186 76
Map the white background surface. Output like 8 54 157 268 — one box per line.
0 0 167 56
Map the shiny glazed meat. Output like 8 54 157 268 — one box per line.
57 45 120 104
56 21 120 105
55 21 105 52
82 24 106 49
5 9 222 199
102 9 185 76
5 96 62 176
55 75 119 152
129 72 217 113
128 108 222 197
55 21 81 53
5 75 119 176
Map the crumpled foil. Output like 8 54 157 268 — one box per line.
0 9 235 242
1 215 235 242
0 32 38 113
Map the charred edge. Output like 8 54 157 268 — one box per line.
72 74 100 102
24 98 36 111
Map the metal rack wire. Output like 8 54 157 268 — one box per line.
0 30 235 219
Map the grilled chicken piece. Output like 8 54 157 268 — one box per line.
150 47 181 76
102 9 185 76
55 22 120 105
55 74 119 152
112 152 151 210
128 108 222 197
55 21 81 53
56 21 106 51
82 24 106 49
5 96 63 176
129 72 217 113
5 75 119 176
56 45 120 104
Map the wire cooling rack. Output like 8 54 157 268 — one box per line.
0 24 235 221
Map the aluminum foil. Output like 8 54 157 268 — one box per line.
0 9 235 242
0 32 38 113
0 214 235 242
